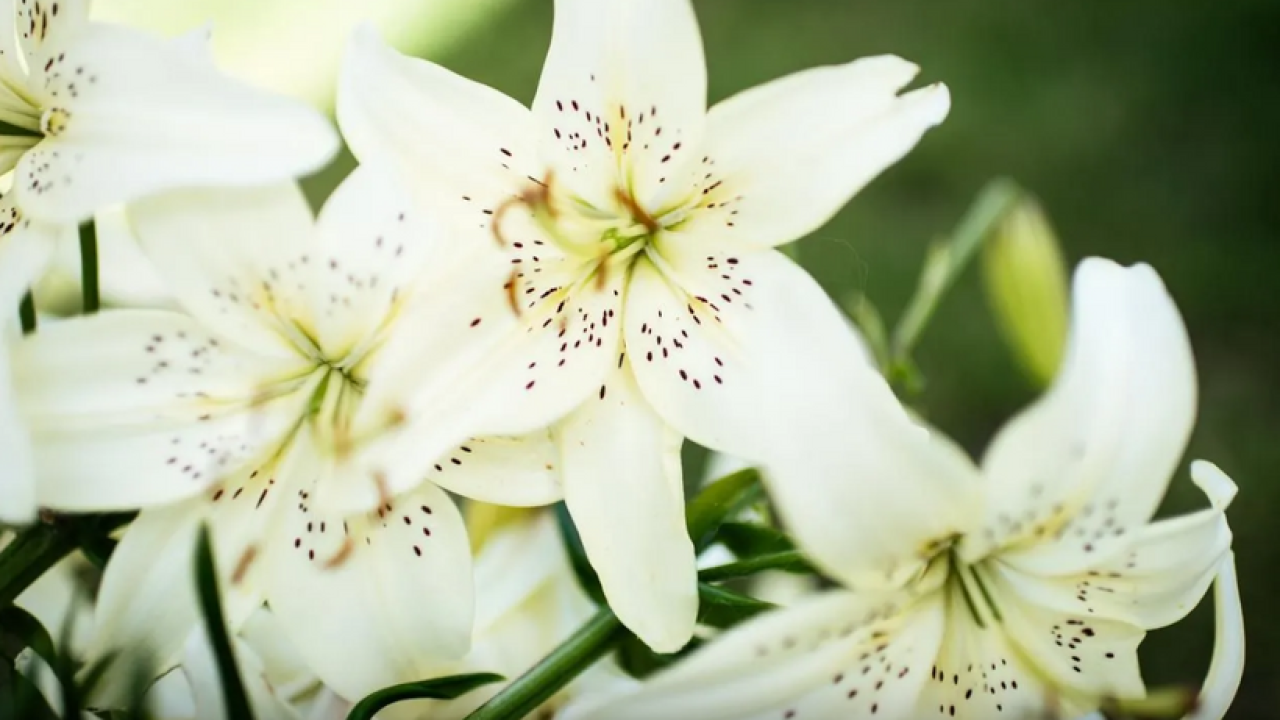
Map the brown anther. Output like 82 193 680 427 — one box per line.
594 254 611 291
504 268 523 316
231 545 259 585
385 407 407 428
323 536 355 570
615 187 659 232
490 172 557 247
372 470 392 509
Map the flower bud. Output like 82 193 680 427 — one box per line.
465 501 537 552
981 196 1069 387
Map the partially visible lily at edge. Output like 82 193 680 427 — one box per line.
565 258 1244 720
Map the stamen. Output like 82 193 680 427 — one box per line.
231 545 259 585
323 536 355 570
615 186 659 232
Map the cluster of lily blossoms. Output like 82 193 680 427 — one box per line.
0 0 1245 718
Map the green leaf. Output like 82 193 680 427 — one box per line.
193 524 254 720
347 673 505 720
79 220 100 314
696 583 776 630
614 632 703 680
698 550 813 583
553 503 605 605
18 291 35 334
714 522 795 558
844 292 891 372
0 607 58 667
0 523 77 609
685 468 761 551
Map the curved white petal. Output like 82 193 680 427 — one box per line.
568 588 945 720
627 236 871 461
14 310 313 510
264 473 474 702
991 461 1236 631
555 361 696 653
337 25 539 228
0 337 35 524
87 206 175 309
128 183 316 359
686 57 948 247
963 259 1197 575
1191 551 1243 720
0 202 63 322
308 164 443 360
81 499 263 708
15 22 337 224
987 568 1147 703
181 626 300 720
531 0 706 209
471 512 568 634
425 432 563 508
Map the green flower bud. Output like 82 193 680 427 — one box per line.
981 196 1069 387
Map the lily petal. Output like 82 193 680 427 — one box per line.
531 0 706 209
337 25 538 229
555 361 696 653
16 21 337 224
0 199 64 321
567 587 945 720
1191 551 1244 720
963 259 1197 574
181 626 301 720
14 310 313 510
627 234 870 460
0 337 35 524
128 184 317 359
307 164 441 361
688 57 949 247
991 461 1235 631
426 432 563 508
82 499 264 709
264 467 474 702
15 0 89 65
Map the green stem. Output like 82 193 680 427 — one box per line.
78 221 99 314
0 524 76 608
698 550 812 583
18 292 35 334
891 179 1021 363
465 609 622 720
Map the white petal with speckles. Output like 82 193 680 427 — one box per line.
14 310 314 510
264 460 474 703
626 234 871 461
128 184 317 359
338 26 540 234
14 20 336 224
555 361 696 653
963 260 1197 573
532 0 706 209
425 432 563 508
687 57 949 247
566 586 946 720
307 165 443 361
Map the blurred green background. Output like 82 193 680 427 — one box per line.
291 0 1275 714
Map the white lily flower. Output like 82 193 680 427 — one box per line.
564 259 1244 720
14 170 488 706
336 0 949 652
0 0 337 332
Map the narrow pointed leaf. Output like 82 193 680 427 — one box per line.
713 522 796 558
347 672 505 720
0 607 57 667
696 583 776 629
193 523 254 720
698 550 813 583
685 468 761 550
78 220 100 314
